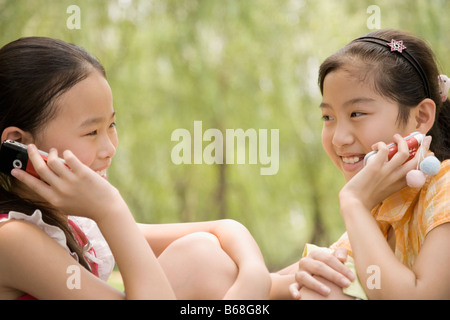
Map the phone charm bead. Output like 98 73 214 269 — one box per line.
420 156 441 175
406 155 441 188
406 170 427 188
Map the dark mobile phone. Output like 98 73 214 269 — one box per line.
0 140 66 179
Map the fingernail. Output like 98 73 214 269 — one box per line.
348 272 356 281
321 285 331 295
340 277 351 287
11 168 19 177
337 252 346 260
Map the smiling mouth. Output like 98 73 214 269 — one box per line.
95 169 108 179
341 156 365 164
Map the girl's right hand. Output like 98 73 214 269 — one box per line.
11 144 123 222
289 247 355 299
12 145 176 299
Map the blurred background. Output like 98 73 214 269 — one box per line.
1 0 449 271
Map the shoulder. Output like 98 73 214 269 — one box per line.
0 216 123 299
0 217 47 249
0 219 48 298
421 158 450 202
419 158 450 203
0 218 72 299
0 217 68 272
428 158 450 186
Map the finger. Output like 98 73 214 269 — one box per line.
46 148 70 177
26 144 56 183
394 134 422 175
61 149 84 174
11 167 53 199
299 254 354 285
333 248 356 282
333 247 348 262
295 271 331 296
299 258 354 293
288 282 301 300
389 134 412 167
410 136 427 163
62 150 110 188
421 135 432 153
367 141 389 167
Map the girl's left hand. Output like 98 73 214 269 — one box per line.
339 134 428 212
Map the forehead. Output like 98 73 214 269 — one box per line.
53 71 114 124
321 68 402 117
322 68 375 101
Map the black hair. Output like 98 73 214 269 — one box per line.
318 29 450 161
0 37 107 271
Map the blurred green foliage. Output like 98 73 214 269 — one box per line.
1 0 449 270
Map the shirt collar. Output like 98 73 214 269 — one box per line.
372 186 421 224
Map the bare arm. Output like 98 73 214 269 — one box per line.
0 219 123 299
339 135 450 299
341 198 450 299
8 146 175 299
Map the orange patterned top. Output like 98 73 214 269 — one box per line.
331 159 450 268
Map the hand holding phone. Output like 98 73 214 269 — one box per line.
6 142 124 221
363 132 425 166
0 140 67 179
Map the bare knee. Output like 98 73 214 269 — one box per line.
159 232 238 299
181 232 221 248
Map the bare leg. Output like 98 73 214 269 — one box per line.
158 232 238 299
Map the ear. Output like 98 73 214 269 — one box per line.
1 127 34 144
413 98 436 133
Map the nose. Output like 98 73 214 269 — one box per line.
98 133 118 159
332 122 354 148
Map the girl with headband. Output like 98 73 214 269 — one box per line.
275 29 450 300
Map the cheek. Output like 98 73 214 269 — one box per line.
321 127 332 154
35 136 95 166
65 145 96 166
321 127 339 163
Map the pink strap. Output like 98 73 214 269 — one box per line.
68 219 99 277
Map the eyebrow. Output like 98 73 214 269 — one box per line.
79 111 116 128
320 97 376 109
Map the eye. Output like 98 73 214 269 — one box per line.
350 112 365 118
321 115 334 121
109 122 116 129
86 130 98 136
